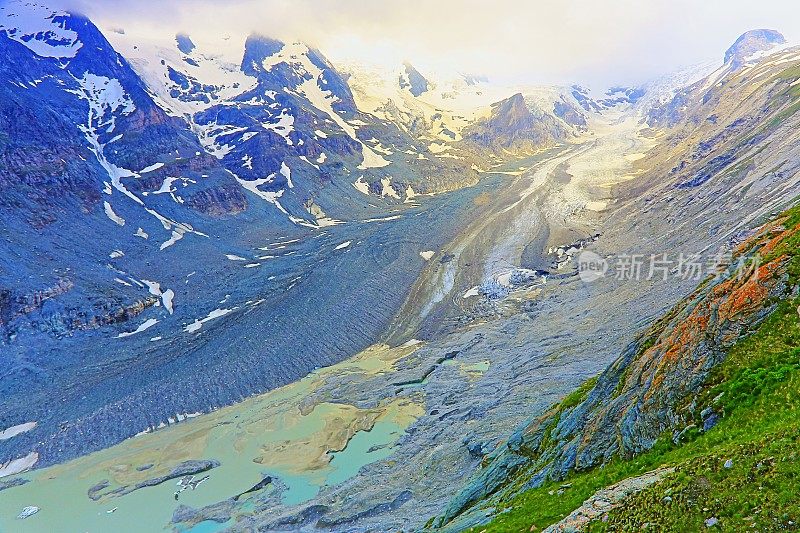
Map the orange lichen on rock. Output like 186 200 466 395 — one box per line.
718 256 786 320
759 222 800 255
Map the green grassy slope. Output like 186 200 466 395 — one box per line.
470 207 800 532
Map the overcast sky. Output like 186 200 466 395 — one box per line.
63 0 800 88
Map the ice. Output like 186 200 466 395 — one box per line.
117 318 159 338
335 241 352 250
341 61 511 143
134 227 149 239
0 422 37 441
316 152 327 164
226 254 246 261
420 250 435 261
106 30 257 116
314 129 328 138
109 250 124 258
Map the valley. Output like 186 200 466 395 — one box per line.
3 2 800 532
0 109 661 532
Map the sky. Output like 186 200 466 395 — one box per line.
61 0 800 89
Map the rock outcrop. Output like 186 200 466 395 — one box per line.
724 29 786 69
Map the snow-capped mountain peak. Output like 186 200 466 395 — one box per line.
398 61 430 96
0 1 82 59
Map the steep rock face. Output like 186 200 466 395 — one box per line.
399 61 430 97
462 93 569 153
0 7 243 227
724 29 786 69
438 214 794 526
0 1 249 341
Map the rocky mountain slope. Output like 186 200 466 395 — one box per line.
0 0 567 474
461 92 571 154
3 4 800 532
106 31 480 223
343 61 593 162
435 31 800 532
440 205 800 532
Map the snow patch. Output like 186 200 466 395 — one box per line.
141 279 174 314
353 175 370 195
0 422 37 441
117 318 159 338
104 201 125 226
280 161 293 188
262 109 294 145
0 3 82 59
380 178 400 199
139 162 164 173
0 452 38 479
260 42 389 169
184 307 236 333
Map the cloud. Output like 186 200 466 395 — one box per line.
60 0 800 88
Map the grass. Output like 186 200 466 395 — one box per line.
465 207 800 532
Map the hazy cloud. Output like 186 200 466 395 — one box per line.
59 0 800 88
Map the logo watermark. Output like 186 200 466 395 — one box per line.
576 247 760 284
577 250 608 283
